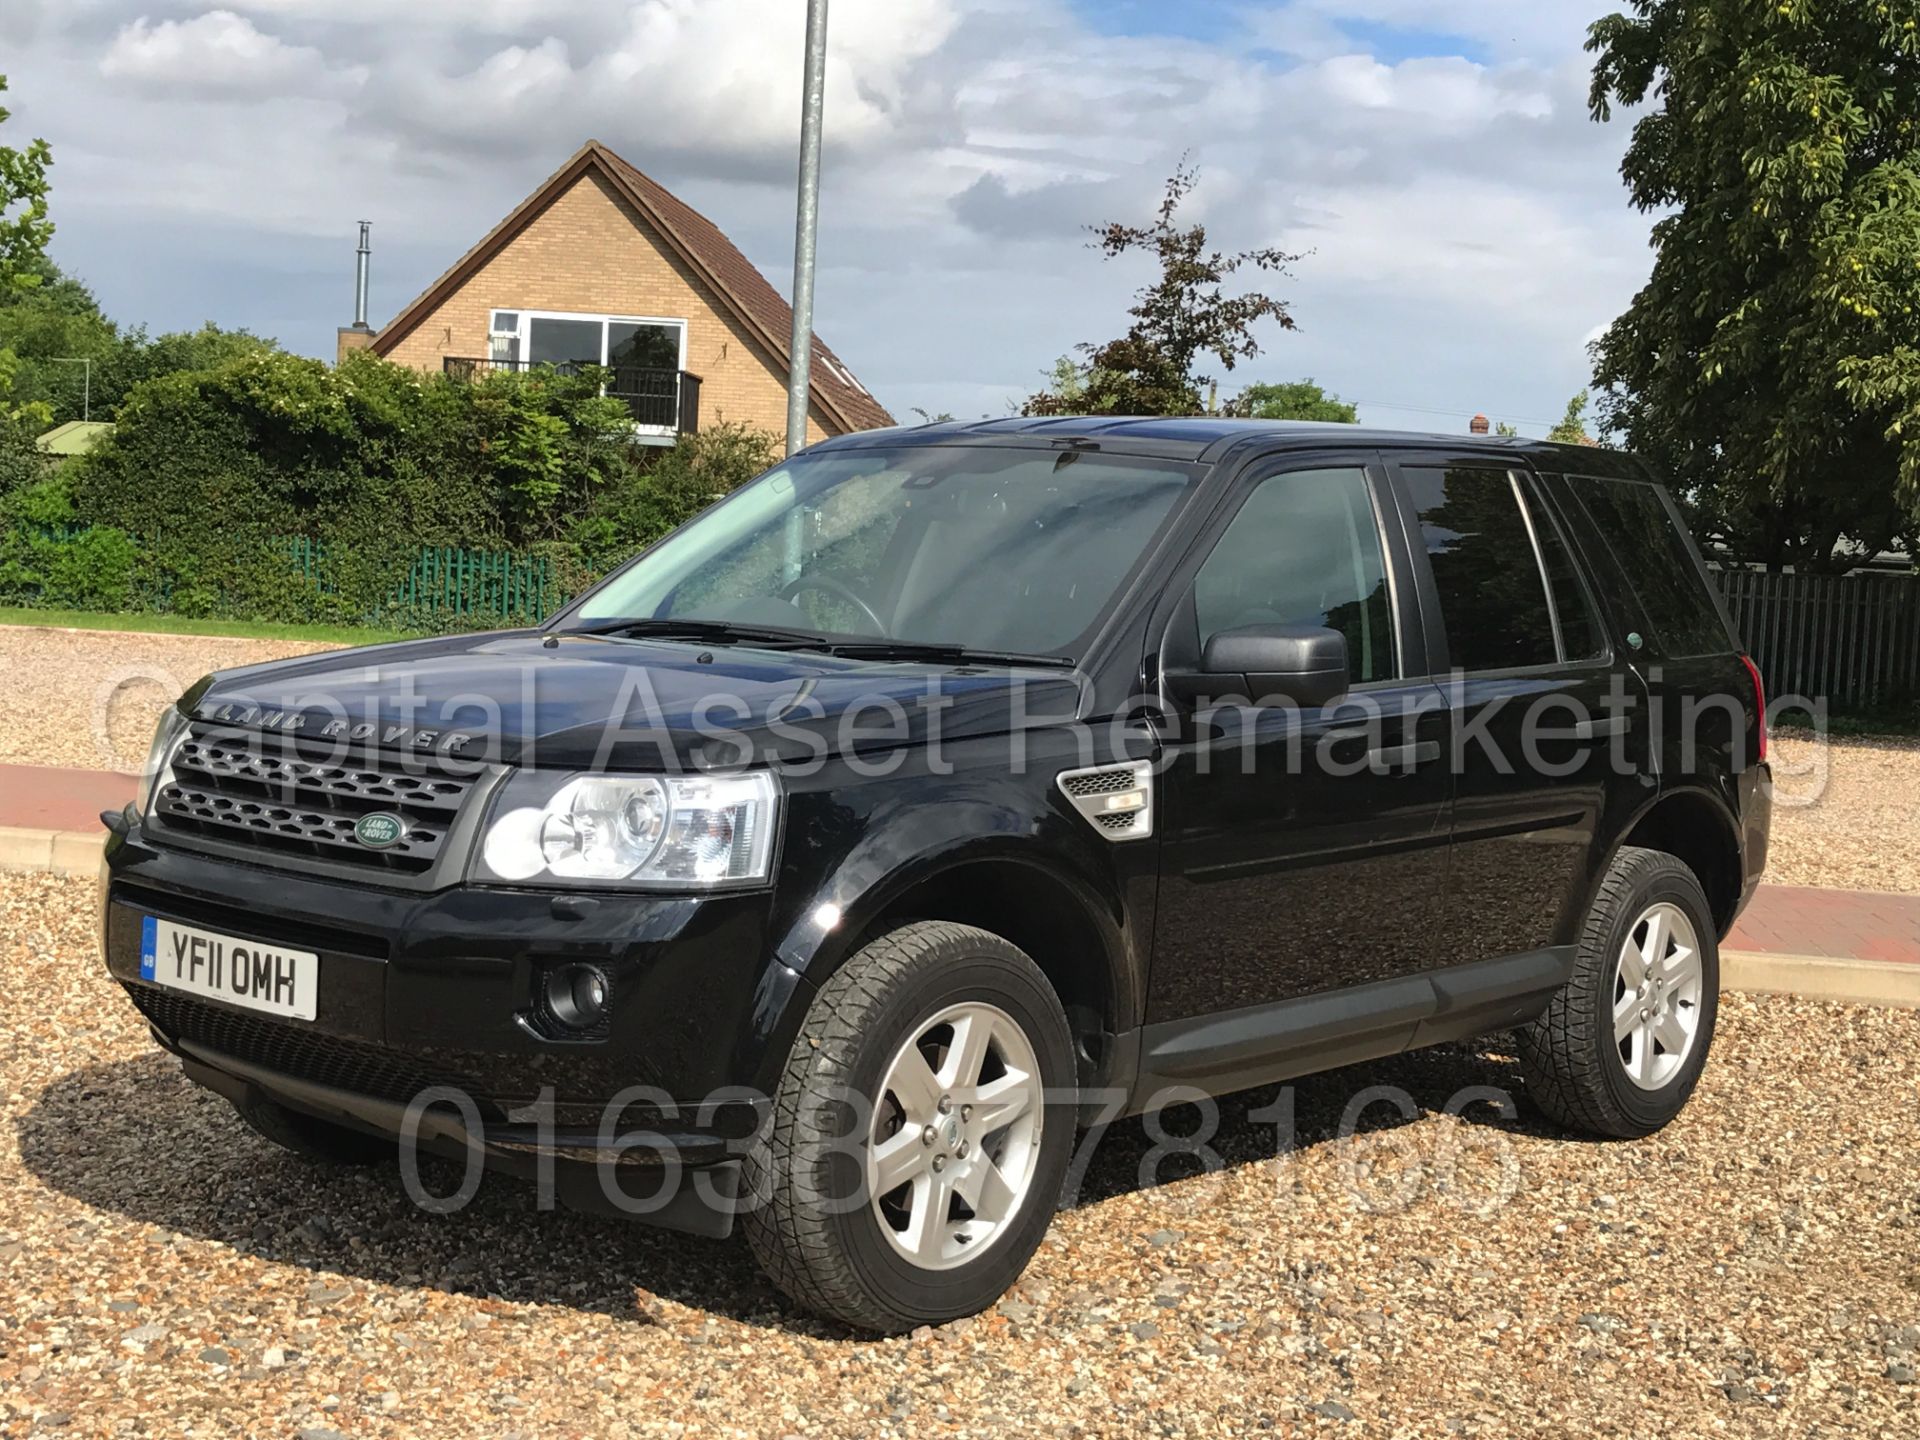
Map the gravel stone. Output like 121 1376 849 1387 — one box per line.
5 792 1920 1433
1768 728 1920 892
0 627 337 770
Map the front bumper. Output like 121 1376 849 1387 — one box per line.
102 820 813 1231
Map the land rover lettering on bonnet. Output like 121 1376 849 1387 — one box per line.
102 419 1771 1333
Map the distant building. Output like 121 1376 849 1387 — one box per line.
36 420 114 459
349 140 894 444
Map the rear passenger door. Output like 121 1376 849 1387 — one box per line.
1548 469 1761 842
1387 455 1652 968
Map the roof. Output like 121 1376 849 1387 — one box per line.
370 140 895 435
35 420 114 457
811 416 1652 477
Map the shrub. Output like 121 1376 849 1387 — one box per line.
17 349 784 629
565 421 780 580
0 472 137 608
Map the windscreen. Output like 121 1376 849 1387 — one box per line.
576 446 1198 657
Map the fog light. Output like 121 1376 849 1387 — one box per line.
544 963 610 1032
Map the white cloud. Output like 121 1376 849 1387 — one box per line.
11 0 1647 431
348 0 959 172
100 10 358 99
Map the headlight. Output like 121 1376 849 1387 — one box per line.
478 771 778 889
136 705 190 817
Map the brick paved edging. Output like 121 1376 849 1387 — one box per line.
1720 952 1920 1010
0 825 104 876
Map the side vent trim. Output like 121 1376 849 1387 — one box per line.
1056 762 1154 842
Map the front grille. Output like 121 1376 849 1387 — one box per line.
151 726 478 876
129 986 502 1120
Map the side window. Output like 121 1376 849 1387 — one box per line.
1404 466 1573 673
1194 467 1397 684
1526 485 1606 662
1572 477 1731 658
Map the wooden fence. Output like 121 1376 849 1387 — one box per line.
1715 568 1920 708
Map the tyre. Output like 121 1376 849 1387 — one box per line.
230 1092 395 1166
1517 845 1719 1139
743 921 1077 1333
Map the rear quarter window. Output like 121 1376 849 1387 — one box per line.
1570 477 1732 658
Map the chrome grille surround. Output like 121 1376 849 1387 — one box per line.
149 724 484 879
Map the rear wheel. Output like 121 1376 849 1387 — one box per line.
1517 846 1719 1139
743 921 1076 1333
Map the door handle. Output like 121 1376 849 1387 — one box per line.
1368 740 1440 771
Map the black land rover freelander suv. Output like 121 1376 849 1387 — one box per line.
103 419 1770 1332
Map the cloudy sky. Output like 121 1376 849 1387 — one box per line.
0 0 1651 434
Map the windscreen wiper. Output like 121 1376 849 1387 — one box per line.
825 640 1078 669
552 618 830 649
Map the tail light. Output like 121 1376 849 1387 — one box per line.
1739 654 1767 763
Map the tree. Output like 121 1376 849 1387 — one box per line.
0 261 278 425
1547 391 1593 446
1228 379 1358 423
1587 3 1920 570
0 77 51 296
0 74 55 427
1024 163 1299 416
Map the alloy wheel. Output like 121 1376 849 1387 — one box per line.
866 1002 1044 1271
1613 900 1705 1092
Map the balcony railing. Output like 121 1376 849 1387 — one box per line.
443 357 701 435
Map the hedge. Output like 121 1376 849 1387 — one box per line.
0 350 781 629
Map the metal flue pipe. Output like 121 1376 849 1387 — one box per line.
354 221 372 329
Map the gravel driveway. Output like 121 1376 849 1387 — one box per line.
0 626 339 772
5 871 1917 1437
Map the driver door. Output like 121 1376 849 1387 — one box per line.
1146 457 1451 1047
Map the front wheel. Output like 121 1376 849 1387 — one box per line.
742 921 1076 1332
1517 846 1720 1139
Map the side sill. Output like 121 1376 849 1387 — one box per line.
1128 947 1575 1109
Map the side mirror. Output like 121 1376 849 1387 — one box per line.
1198 624 1350 709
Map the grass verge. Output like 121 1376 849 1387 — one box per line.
0 607 416 646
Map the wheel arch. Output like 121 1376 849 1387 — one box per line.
1595 786 1745 938
775 840 1143 1089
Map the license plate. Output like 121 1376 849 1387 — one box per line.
138 916 318 1021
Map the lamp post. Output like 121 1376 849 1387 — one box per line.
785 0 829 457
52 357 92 422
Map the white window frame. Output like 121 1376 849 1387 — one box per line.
488 308 689 437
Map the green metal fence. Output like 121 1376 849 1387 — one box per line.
279 537 562 627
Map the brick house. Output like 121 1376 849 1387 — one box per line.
349 140 894 443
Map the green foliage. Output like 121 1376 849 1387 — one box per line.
1228 379 1359 423
0 76 52 297
0 414 47 498
1024 163 1299 417
1547 391 1594 446
1587 1 1920 570
0 473 137 609
1 75 55 428
563 421 780 582
0 257 280 426
4 346 776 629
